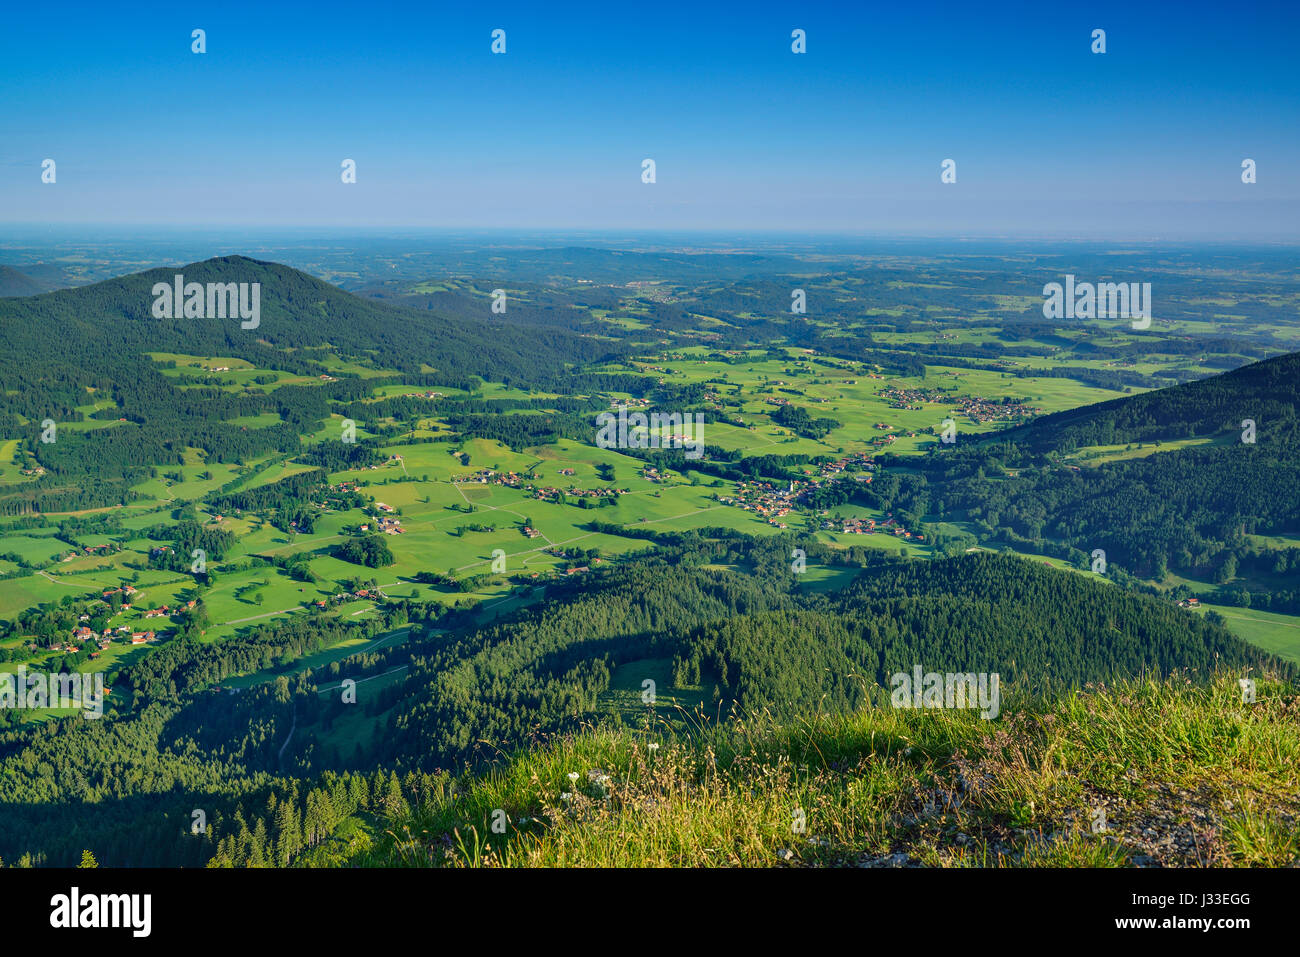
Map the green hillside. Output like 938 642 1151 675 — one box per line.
886 352 1300 597
347 673 1300 868
0 257 619 513
0 266 47 298
0 535 1288 867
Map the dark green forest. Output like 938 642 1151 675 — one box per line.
874 352 1300 606
0 535 1285 867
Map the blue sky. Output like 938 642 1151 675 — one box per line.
1 0 1297 237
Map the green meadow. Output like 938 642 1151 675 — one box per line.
1200 604 1300 664
3 316 1294 706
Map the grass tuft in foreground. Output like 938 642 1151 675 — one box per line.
345 673 1299 868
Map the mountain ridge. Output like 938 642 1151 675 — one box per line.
0 255 620 386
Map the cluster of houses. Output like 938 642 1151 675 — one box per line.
458 468 530 488
811 452 877 480
311 587 386 609
875 385 1041 428
56 590 203 654
559 486 623 501
718 479 802 527
145 599 197 620
452 468 625 503
64 624 161 655
360 515 405 535
954 396 1041 425
402 390 446 400
719 462 889 531
877 385 953 411
522 484 623 504
1177 597 1202 609
821 515 923 541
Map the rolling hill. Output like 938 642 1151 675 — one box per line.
0 265 48 298
0 256 617 388
0 257 624 512
893 350 1300 586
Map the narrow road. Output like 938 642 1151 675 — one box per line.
1218 611 1300 628
37 570 85 587
277 703 297 770
452 480 555 544
314 665 409 695
225 605 306 625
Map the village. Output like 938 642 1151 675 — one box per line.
877 384 957 410
718 453 878 529
819 513 925 542
310 586 388 610
715 450 925 543
453 468 629 504
359 506 405 535
51 586 207 658
876 384 1041 425
953 395 1042 424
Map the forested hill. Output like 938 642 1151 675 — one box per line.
987 349 1299 454
370 544 1284 769
0 255 616 393
0 265 48 298
0 539 1285 866
0 256 621 512
893 350 1300 587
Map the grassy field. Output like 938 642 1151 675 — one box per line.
598 657 712 723
629 350 1130 462
3 332 1295 709
1200 604 1300 664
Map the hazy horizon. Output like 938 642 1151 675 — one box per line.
3 0 1298 237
